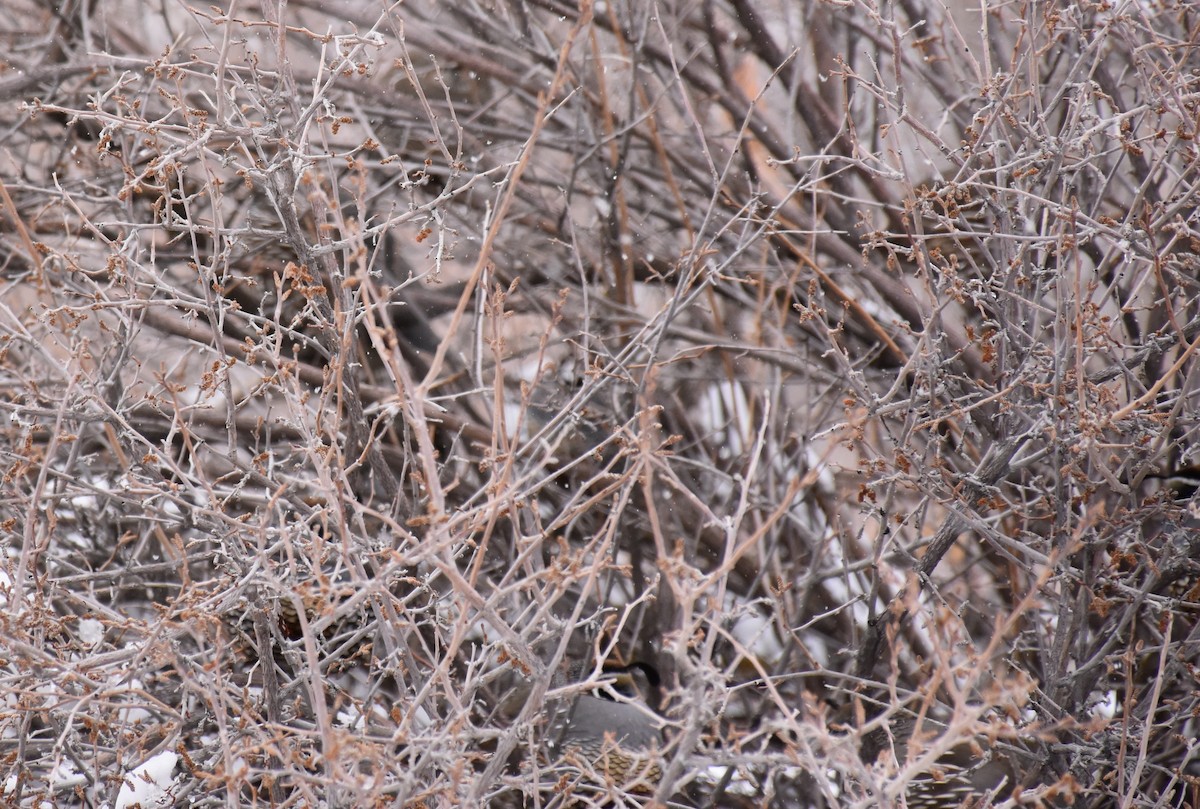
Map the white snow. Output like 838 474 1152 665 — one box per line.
114 751 180 809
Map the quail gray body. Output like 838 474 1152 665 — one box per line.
864 717 1026 808
547 666 664 790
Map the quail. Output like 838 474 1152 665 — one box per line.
547 663 665 793
862 716 1035 808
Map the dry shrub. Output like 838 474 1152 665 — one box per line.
1 0 1198 806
